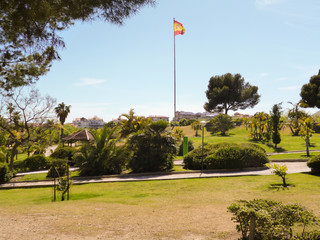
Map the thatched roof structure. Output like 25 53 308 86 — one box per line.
62 129 94 142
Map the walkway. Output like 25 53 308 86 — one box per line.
0 162 310 189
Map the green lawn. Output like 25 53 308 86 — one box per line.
269 152 320 161
183 125 320 153
1 174 319 239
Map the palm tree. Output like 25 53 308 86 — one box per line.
55 102 71 143
191 121 201 136
119 108 150 138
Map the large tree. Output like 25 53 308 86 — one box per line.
300 69 320 109
0 87 56 171
204 73 260 115
286 102 309 136
0 0 155 92
55 102 71 142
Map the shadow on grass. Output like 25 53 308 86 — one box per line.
268 183 295 191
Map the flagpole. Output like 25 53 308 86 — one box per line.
173 18 176 122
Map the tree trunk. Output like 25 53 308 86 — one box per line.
248 215 256 240
282 176 287 187
306 136 310 157
9 145 19 172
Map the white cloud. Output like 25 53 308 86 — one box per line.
259 72 270 78
255 0 283 8
74 78 106 86
278 85 300 90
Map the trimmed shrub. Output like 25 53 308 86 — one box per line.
23 154 50 171
307 155 320 175
50 146 75 160
46 159 68 178
0 162 13 183
183 142 269 170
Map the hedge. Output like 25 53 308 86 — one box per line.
183 142 269 170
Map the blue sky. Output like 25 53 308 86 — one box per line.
36 0 320 123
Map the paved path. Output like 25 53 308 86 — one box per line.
0 162 310 189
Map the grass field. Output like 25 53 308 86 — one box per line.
1 173 319 239
180 125 320 153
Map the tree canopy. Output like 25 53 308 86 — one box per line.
0 0 155 91
300 69 320 108
204 73 260 114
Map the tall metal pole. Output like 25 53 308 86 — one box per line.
173 18 176 122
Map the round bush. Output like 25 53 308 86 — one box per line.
307 155 320 175
0 162 13 183
183 143 269 170
46 159 68 178
24 154 50 171
50 146 75 159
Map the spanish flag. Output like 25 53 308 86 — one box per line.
174 20 185 36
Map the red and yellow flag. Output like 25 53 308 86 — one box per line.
174 20 185 36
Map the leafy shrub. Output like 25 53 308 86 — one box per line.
183 143 268 170
50 145 75 160
307 155 320 175
128 120 176 172
177 140 194 156
0 162 13 183
23 154 50 171
46 159 68 178
295 230 320 240
76 126 127 176
228 199 317 240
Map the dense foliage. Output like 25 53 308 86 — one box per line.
228 199 317 240
127 120 176 172
75 126 127 176
46 159 68 178
307 155 320 175
50 145 76 160
22 154 50 171
0 0 155 91
0 162 12 183
183 143 268 170
204 73 260 114
207 113 234 136
177 140 194 156
270 103 283 148
300 69 320 109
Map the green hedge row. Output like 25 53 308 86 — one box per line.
183 142 268 170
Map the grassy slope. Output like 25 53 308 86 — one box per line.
179 125 320 153
0 174 319 239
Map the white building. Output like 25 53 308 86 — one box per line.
73 116 105 129
148 115 169 122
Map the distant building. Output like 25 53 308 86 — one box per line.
73 116 105 128
174 111 217 121
148 115 169 122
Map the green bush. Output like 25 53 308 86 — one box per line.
23 154 50 171
307 155 320 175
183 142 268 170
228 199 317 240
50 145 75 160
128 120 176 172
295 230 320 240
46 159 68 178
0 162 13 183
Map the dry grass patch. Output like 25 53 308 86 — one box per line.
0 174 320 239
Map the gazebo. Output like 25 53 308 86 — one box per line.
62 129 95 146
